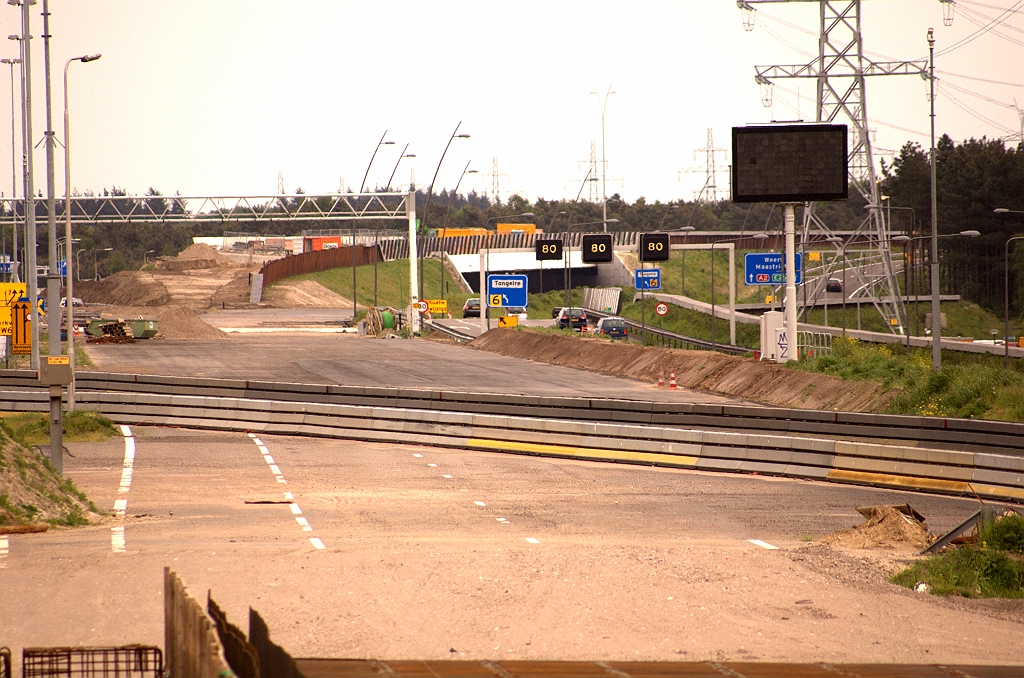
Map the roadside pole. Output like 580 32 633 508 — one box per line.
407 191 419 333
784 204 799 361
640 261 646 344
479 249 487 335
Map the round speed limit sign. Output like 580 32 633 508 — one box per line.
655 302 669 317
415 300 429 313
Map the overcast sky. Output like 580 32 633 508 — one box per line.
0 0 1020 205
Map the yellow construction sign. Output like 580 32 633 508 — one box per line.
11 300 31 354
498 315 519 328
425 299 448 315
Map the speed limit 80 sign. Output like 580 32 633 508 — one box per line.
581 234 613 263
639 232 670 262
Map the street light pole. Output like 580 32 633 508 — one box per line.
928 27 942 371
1005 236 1024 369
420 122 470 299
385 144 415 191
680 226 695 295
591 86 615 233
63 54 101 411
439 162 477 301
1 58 20 284
359 130 394 194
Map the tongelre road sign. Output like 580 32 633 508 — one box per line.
486 275 528 308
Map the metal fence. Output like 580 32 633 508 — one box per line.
258 245 379 287
1 647 10 678
796 331 834 359
21 647 162 678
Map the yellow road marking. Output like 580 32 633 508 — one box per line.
467 438 698 468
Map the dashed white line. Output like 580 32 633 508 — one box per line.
474 501 486 507
250 435 324 550
112 426 135 554
427 463 438 467
748 539 780 550
443 475 453 479
525 537 540 544
412 453 423 458
0 536 8 567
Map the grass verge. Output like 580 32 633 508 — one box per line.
892 514 1024 598
1 410 119 447
788 336 1024 420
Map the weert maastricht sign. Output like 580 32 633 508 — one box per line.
731 124 848 203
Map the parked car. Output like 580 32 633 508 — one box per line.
505 307 528 320
463 298 481 318
594 316 628 339
556 307 588 330
826 278 843 293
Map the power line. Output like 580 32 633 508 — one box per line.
942 80 1020 109
960 0 1023 13
937 69 1024 87
932 0 1024 57
939 84 1017 132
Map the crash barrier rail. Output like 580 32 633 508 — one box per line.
2 370 1024 456
423 320 475 342
21 647 162 678
796 331 833 359
164 568 232 678
2 385 1022 504
583 308 749 355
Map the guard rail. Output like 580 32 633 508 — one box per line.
583 309 749 355
1 387 1020 503
2 370 1023 456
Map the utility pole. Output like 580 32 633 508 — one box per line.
20 0 39 370
928 27 941 371
43 0 59 359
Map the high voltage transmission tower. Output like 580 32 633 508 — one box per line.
739 0 931 335
484 157 510 203
677 128 729 202
577 142 600 203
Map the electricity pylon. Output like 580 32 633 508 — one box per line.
740 0 930 334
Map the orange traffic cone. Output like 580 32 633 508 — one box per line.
657 372 665 389
669 369 677 390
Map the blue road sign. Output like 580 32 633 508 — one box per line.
744 252 802 286
634 268 662 291
486 274 528 307
0 263 10 274
57 260 67 277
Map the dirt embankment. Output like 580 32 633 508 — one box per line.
76 270 170 306
470 329 897 412
0 433 100 529
154 243 241 272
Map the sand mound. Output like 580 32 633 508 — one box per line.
154 305 230 340
819 505 930 551
470 329 896 412
0 432 100 527
263 279 359 309
76 271 170 306
156 243 238 271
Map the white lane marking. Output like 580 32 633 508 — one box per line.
112 426 135 554
249 437 322 550
525 537 540 544
111 526 126 553
443 475 453 479
412 453 423 458
0 536 8 567
749 539 780 550
474 501 486 507
427 463 438 467
460 489 468 492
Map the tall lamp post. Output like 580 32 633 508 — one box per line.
63 53 101 409
1 57 20 283
591 86 615 232
359 130 394 194
995 209 1024 368
93 247 112 280
438 162 477 300
385 145 415 191
420 123 470 298
927 27 942 371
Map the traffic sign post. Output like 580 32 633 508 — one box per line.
639 233 670 262
743 252 802 286
581 234 613 263
634 268 661 290
11 300 31 355
655 302 669 316
535 239 563 261
486 275 528 308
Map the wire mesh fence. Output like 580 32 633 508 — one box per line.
21 646 162 678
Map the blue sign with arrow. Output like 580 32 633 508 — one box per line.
634 268 661 291
744 252 802 286
486 274 528 307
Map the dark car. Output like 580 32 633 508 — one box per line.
556 307 588 330
551 306 564 319
826 278 843 293
595 316 628 339
463 298 481 318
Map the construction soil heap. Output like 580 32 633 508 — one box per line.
470 328 897 412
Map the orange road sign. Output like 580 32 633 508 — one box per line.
11 300 31 354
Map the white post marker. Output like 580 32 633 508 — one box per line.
408 191 420 334
729 244 736 346
783 204 799 362
479 248 488 335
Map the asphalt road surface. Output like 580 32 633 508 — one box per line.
82 334 743 404
2 427 1020 665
